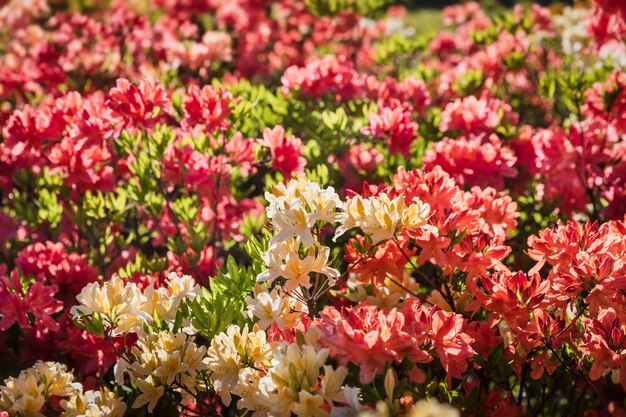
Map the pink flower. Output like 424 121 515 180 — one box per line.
186 32 232 70
362 106 418 157
281 55 367 100
182 85 235 132
423 134 518 189
403 299 475 385
317 304 430 384
439 96 516 136
581 308 626 389
0 270 63 331
261 125 306 179
584 71 626 134
15 241 99 304
338 144 384 191
107 78 168 130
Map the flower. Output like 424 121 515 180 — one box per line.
116 331 207 411
581 308 626 389
316 305 430 384
71 275 148 335
246 284 306 330
205 324 272 408
362 106 418 157
106 78 168 129
182 85 235 132
439 96 516 136
335 193 437 245
0 361 82 417
132 379 165 413
257 343 352 416
262 125 306 179
60 387 127 417
408 398 460 417
264 179 342 248
257 239 340 291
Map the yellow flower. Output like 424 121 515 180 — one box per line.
293 391 328 417
206 325 271 407
257 239 339 291
408 398 460 417
335 193 437 244
265 179 342 248
132 378 164 413
71 275 147 335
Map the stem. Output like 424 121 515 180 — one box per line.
391 236 456 311
104 333 131 364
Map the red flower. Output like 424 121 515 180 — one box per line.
581 308 626 389
317 304 430 384
182 85 235 132
423 134 518 189
362 106 418 157
261 125 306 179
107 78 168 129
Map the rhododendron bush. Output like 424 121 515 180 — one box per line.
1 0 626 415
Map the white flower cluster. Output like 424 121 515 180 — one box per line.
205 324 360 417
254 179 436 324
70 272 200 335
115 331 208 412
0 361 126 417
335 193 437 245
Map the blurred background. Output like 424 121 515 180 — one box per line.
402 0 579 35
406 0 574 5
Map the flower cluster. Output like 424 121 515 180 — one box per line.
0 361 125 417
1 0 626 416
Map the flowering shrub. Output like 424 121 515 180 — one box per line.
1 0 626 416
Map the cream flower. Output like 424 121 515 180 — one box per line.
119 331 207 411
246 284 307 330
133 378 164 413
257 239 340 291
1 361 81 417
205 324 272 407
141 273 199 327
408 398 460 417
71 275 148 335
265 179 342 248
60 387 127 417
335 193 437 244
294 391 328 417
258 343 330 414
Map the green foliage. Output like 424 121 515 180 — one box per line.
184 256 256 339
304 0 393 17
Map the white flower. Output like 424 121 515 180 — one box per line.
246 284 307 330
132 378 164 413
205 325 271 408
265 179 342 248
408 398 460 417
71 275 148 336
335 193 437 244
270 198 316 248
257 239 340 291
